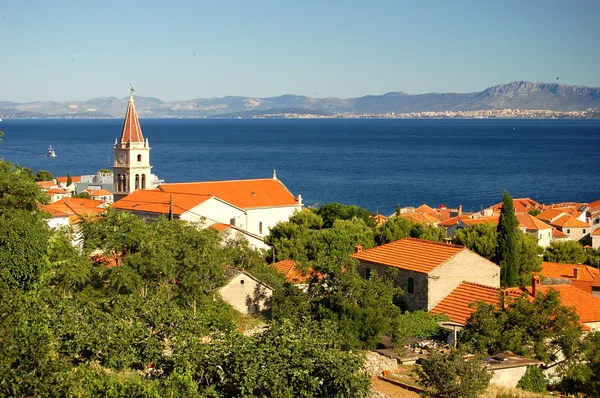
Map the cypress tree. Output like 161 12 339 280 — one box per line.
495 191 520 287
66 172 72 187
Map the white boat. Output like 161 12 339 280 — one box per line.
47 145 57 157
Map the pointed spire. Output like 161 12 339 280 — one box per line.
119 89 144 144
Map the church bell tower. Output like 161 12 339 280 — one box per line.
113 86 152 200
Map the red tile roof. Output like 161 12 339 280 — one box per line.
46 188 69 195
120 96 144 143
56 176 82 183
415 204 442 218
432 281 600 325
158 178 298 209
430 282 520 325
492 198 543 214
506 284 600 324
90 189 113 196
36 181 56 189
271 259 318 283
39 204 70 218
516 214 552 231
351 238 469 274
552 228 569 238
43 198 107 223
550 214 589 228
461 216 499 227
399 212 440 224
593 229 600 236
113 190 213 215
439 215 471 227
536 208 568 223
538 262 599 293
209 223 232 233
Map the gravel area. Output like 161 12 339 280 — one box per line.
371 377 421 398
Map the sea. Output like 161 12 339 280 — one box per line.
1 118 599 215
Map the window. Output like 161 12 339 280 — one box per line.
135 174 140 190
583 229 587 234
137 154 142 162
141 174 146 189
566 229 571 234
259 222 263 235
240 279 245 285
407 277 415 294
123 174 127 191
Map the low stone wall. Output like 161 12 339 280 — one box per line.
364 351 399 377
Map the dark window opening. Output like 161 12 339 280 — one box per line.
137 154 142 162
240 279 245 284
407 277 415 294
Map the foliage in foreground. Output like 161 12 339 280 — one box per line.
517 366 546 393
461 290 582 364
416 348 492 398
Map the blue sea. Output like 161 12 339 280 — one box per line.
1 118 599 215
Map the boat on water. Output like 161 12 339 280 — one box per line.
47 145 57 157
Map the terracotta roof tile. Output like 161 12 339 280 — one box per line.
39 204 70 218
56 176 81 183
439 215 471 227
492 198 543 214
208 223 232 233
414 204 442 218
351 238 468 274
430 282 520 325
271 259 319 283
113 190 213 215
536 208 568 223
552 228 569 238
507 284 600 324
46 188 70 194
120 96 144 143
550 215 589 228
516 214 552 231
593 229 600 236
90 189 113 196
433 282 600 325
462 216 499 227
399 212 440 224
158 178 298 209
539 262 598 283
36 181 56 189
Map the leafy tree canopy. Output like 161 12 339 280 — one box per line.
544 240 587 264
315 202 375 228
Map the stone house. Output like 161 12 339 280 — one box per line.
351 238 500 311
219 267 273 316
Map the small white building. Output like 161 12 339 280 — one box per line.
219 267 273 315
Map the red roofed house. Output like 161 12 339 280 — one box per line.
515 213 553 248
538 261 599 294
271 259 320 285
88 189 114 203
491 197 543 214
543 213 590 242
45 188 72 203
351 238 500 311
432 277 600 331
593 228 600 249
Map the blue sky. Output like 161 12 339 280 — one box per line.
1 0 599 102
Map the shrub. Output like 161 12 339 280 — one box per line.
517 366 546 393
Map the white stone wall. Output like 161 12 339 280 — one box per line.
536 228 552 248
219 273 273 315
47 216 70 229
181 198 246 227
221 228 270 251
246 205 301 236
428 250 501 310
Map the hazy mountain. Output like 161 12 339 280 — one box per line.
1 81 599 118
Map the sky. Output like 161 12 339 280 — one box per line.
1 0 599 102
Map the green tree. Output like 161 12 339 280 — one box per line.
35 169 54 182
495 192 520 287
66 171 73 186
544 240 587 264
517 366 546 393
316 202 375 228
75 191 91 199
0 160 49 212
416 348 492 398
461 289 582 364
305 218 375 262
562 331 600 396
265 210 323 262
516 232 543 285
375 216 445 245
452 222 497 259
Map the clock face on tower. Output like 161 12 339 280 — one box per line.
118 153 127 164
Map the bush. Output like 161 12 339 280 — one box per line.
416 348 491 398
517 366 546 393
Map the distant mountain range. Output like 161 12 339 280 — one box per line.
1 81 599 119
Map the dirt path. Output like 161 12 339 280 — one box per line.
371 377 421 398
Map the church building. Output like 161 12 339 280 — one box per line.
112 89 303 240
113 88 153 200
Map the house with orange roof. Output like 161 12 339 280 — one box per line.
587 199 600 236
44 188 71 203
544 213 590 242
537 261 599 294
398 212 441 225
46 198 108 224
39 204 71 229
443 215 499 237
515 214 553 247
491 197 543 215
35 180 60 192
56 175 82 188
431 276 600 331
154 173 303 237
351 238 500 311
87 189 114 203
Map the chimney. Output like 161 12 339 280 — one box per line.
458 205 463 217
573 268 579 280
532 275 541 298
354 245 363 253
